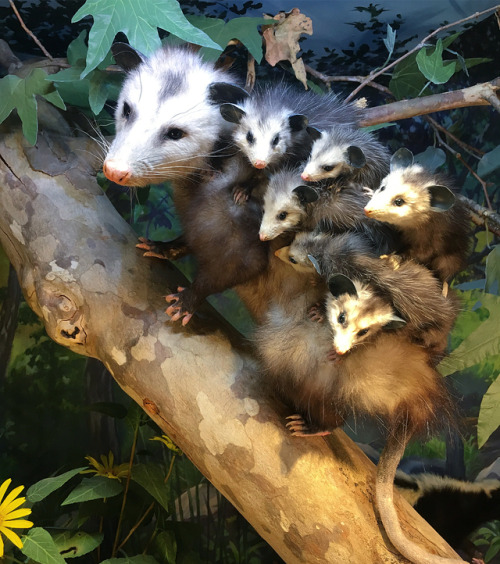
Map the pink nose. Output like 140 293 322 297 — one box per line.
364 208 372 216
103 159 132 185
254 160 267 169
259 233 269 241
301 172 311 181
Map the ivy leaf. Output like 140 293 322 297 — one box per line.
389 53 427 100
478 145 500 177
27 467 86 503
486 245 500 296
187 15 270 62
383 24 396 56
154 531 177 564
72 0 222 77
52 531 104 558
478 374 500 448
0 69 66 145
416 39 456 85
21 528 66 564
414 146 446 171
131 463 170 511
61 475 123 505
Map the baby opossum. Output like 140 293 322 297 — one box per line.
276 230 459 357
103 42 249 187
219 83 361 171
300 125 390 189
364 148 470 283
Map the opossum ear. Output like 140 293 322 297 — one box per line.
306 126 323 142
289 114 308 132
346 146 366 168
220 103 246 124
293 185 319 206
208 83 249 105
307 254 322 275
111 43 145 71
428 185 456 212
384 315 407 331
390 148 414 171
328 274 358 298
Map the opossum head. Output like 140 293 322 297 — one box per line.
259 169 319 241
364 156 456 227
103 43 248 187
220 95 308 170
301 127 367 182
326 274 406 355
274 230 326 273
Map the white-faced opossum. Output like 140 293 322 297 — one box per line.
276 230 459 357
364 148 471 283
103 42 249 188
300 125 390 189
219 83 361 171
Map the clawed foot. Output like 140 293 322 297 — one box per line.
233 185 250 205
327 349 342 363
137 237 188 261
308 303 324 323
362 186 374 197
165 287 194 326
285 414 332 437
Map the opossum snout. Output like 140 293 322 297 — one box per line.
364 208 373 217
254 160 267 169
300 172 311 181
103 159 133 186
260 232 270 241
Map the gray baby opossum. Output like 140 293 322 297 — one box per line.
300 125 390 189
364 148 471 283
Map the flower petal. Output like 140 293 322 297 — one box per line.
0 525 24 549
3 496 27 515
0 479 12 505
4 508 32 520
2 519 34 529
1 485 24 510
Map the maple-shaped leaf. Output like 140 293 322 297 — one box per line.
478 373 500 448
187 15 270 62
416 39 456 85
0 68 66 145
72 0 223 78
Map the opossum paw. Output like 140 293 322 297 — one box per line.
137 237 188 261
362 186 374 197
286 415 331 437
233 185 250 205
308 303 324 323
327 349 342 363
165 289 193 325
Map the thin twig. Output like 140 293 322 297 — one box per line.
345 4 500 103
9 0 53 60
425 115 484 159
304 64 393 95
459 195 500 236
246 53 256 92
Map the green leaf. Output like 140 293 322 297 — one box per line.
0 69 66 144
383 24 396 56
478 145 500 177
441 31 462 50
416 39 456 85
72 0 222 77
27 467 87 503
61 475 123 505
131 463 170 511
485 533 500 561
478 374 500 448
389 53 427 100
155 530 177 564
188 15 269 63
414 146 446 171
101 556 160 564
52 531 104 558
486 245 500 296
439 292 500 376
21 528 66 564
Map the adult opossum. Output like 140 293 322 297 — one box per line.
364 148 471 283
300 125 390 189
219 83 360 171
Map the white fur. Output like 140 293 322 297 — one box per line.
302 137 350 181
260 191 303 240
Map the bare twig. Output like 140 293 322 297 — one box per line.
425 115 484 159
459 195 500 236
304 64 393 95
345 4 500 103
9 0 53 60
246 53 256 92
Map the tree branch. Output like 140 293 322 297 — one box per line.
9 0 53 60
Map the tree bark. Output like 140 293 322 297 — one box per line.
0 106 462 563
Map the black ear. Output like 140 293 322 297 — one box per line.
428 185 456 212
346 145 366 168
390 147 414 171
220 103 246 124
288 114 308 132
328 274 358 298
111 42 145 72
307 254 321 275
208 82 249 105
306 126 322 142
293 185 319 206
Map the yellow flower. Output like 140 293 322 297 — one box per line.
82 451 129 481
0 478 33 557
150 434 183 455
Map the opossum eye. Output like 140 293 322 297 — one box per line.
357 328 369 337
122 102 132 119
322 165 334 172
338 313 346 324
277 211 288 221
379 185 386 192
393 197 405 207
163 128 185 141
289 257 297 264
246 131 255 144
271 134 280 147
